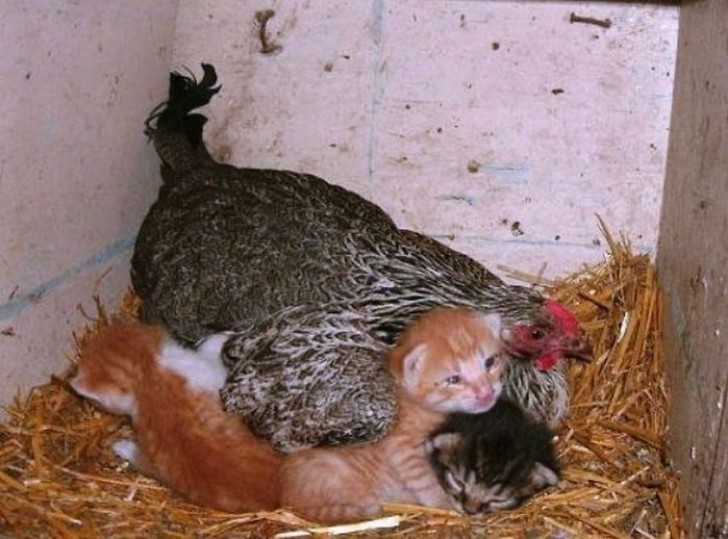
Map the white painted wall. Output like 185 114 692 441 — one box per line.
0 1 178 408
0 1 679 408
173 0 678 280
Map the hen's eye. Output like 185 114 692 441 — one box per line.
444 374 461 385
530 328 546 340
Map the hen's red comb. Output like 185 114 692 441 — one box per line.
544 299 580 334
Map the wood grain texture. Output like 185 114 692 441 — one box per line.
658 0 728 536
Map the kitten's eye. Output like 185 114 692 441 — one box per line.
484 356 498 369
443 374 461 385
530 328 546 340
444 470 464 494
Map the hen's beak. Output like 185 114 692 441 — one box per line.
563 335 593 362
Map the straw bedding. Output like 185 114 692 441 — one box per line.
0 228 683 538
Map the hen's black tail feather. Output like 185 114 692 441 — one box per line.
145 63 221 177
149 64 220 142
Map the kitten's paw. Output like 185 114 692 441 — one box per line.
112 439 140 464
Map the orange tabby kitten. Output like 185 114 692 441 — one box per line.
280 307 505 523
70 320 281 512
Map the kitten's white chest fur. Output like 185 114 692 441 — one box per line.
157 333 230 391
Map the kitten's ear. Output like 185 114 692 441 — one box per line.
478 312 502 337
401 343 428 389
425 432 463 457
425 432 462 455
529 462 560 490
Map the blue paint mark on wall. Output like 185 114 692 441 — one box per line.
431 233 652 252
366 0 385 184
484 163 530 183
0 236 135 321
435 195 477 207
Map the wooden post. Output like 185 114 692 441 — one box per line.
658 1 728 536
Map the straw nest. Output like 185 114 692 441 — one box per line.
0 226 683 538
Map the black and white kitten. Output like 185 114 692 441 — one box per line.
426 398 560 515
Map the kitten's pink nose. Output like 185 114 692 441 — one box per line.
475 385 494 401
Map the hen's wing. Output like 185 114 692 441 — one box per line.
219 305 396 451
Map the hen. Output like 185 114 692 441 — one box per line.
132 64 590 450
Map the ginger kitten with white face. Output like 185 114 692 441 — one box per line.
280 307 505 523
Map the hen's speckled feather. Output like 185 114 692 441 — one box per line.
219 305 396 452
132 64 577 449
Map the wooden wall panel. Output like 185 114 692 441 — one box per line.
658 1 728 536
